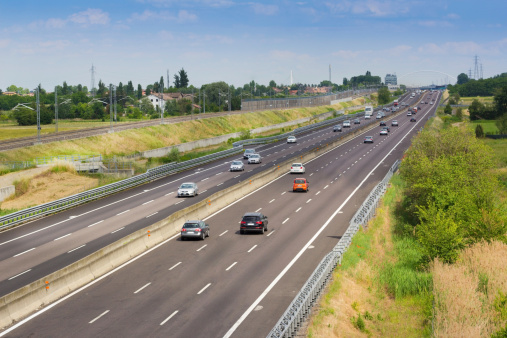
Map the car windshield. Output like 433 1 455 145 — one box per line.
180 184 194 189
243 216 259 222
295 179 306 184
288 136 295 139
245 149 254 154
292 163 302 167
183 223 199 228
250 155 259 158
232 161 242 165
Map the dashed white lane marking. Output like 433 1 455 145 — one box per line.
13 248 35 257
111 227 125 234
267 230 275 237
248 245 257 253
88 220 104 227
226 262 237 271
201 190 208 193
8 269 31 280
68 244 86 253
216 172 222 176
306 199 312 203
310 173 313 176
175 200 184 205
116 210 130 216
296 207 302 213
219 230 228 236
142 200 154 205
281 191 286 195
54 233 72 241
196 244 207 252
169 262 182 270
146 212 158 218
282 218 289 224
201 177 209 181
234 175 240 178
160 311 178 325
89 310 109 324
316 191 321 195
197 283 212 295
134 282 151 294
269 199 275 203
217 183 224 186
165 192 174 196
324 185 329 189
255 208 262 212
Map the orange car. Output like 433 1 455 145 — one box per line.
293 178 309 192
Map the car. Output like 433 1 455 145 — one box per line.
248 154 262 164
181 220 209 240
430 101 434 105
287 136 297 143
407 112 412 116
380 121 386 126
290 163 305 174
382 126 390 132
364 136 374 143
391 107 396 112
381 111 386 117
376 114 382 119
243 148 256 159
333 125 342 132
364 114 371 119
354 118 361 124
391 120 398 126
410 117 417 122
293 177 309 192
178 182 198 197
230 160 245 172
380 129 388 135
343 120 351 128
240 212 268 234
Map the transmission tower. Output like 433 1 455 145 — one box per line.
468 68 472 79
90 64 96 96
473 55 480 80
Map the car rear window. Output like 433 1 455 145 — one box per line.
232 161 242 165
245 149 255 154
180 184 193 188
183 223 199 228
295 179 306 184
242 216 259 222
292 163 302 167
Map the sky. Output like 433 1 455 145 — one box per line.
1 0 506 91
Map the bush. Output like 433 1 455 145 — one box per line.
476 124 485 138
166 147 180 163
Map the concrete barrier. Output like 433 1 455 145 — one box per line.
0 186 15 203
0 112 393 330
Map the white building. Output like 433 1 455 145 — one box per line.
385 74 397 85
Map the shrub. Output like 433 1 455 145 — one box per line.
476 124 485 138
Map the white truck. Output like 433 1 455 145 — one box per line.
364 106 373 119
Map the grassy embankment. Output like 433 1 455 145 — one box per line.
306 114 507 337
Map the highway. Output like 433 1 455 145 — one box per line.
0 91 438 337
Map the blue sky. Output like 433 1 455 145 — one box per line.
1 0 506 91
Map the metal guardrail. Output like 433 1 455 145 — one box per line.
0 161 35 170
267 160 401 338
35 154 102 165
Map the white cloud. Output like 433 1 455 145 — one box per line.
136 0 234 8
251 3 278 15
39 40 71 49
158 30 175 40
177 10 198 22
331 50 364 59
68 9 110 26
417 20 452 28
325 0 411 17
446 13 460 19
130 9 197 22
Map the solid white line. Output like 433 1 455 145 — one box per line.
111 227 124 234
282 218 289 224
219 230 228 236
216 172 222 175
142 200 154 205
196 244 207 252
255 208 262 212
8 269 31 280
13 248 35 257
88 220 104 227
68 244 86 253
226 262 237 271
116 210 130 216
306 199 312 203
89 310 109 324
248 245 257 253
134 282 151 294
267 230 275 237
197 283 211 295
295 207 302 213
169 262 182 270
160 311 178 325
54 233 72 241
146 212 158 218
269 199 275 203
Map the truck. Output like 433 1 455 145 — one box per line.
364 106 373 118
393 99 398 107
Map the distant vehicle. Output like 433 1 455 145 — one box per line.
240 212 268 234
293 177 309 192
343 120 351 128
410 117 417 122
287 136 297 143
230 161 245 172
181 220 209 241
290 163 305 174
391 120 398 126
376 113 382 119
407 112 412 116
333 125 342 132
380 129 388 135
364 114 371 119
430 101 434 105
393 99 398 106
243 148 256 159
380 121 386 126
364 136 374 143
248 154 262 164
354 118 361 124
364 105 373 118
382 126 390 132
178 182 199 197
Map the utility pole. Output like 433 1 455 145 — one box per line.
36 87 41 144
204 89 206 114
90 64 96 97
109 84 113 133
54 86 58 133
114 85 117 124
167 69 170 91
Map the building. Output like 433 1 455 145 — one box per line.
385 74 397 85
147 92 194 110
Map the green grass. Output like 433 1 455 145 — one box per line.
470 120 500 134
483 138 507 168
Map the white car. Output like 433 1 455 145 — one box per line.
243 148 255 159
290 163 305 174
364 114 371 119
376 114 382 119
177 182 199 197
248 154 262 164
407 112 412 116
229 161 245 171
343 120 351 128
287 136 297 143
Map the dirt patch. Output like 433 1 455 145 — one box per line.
1 170 97 210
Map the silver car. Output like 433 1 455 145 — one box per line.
287 136 297 143
243 148 256 159
177 182 198 197
181 220 209 240
230 160 245 172
248 154 262 164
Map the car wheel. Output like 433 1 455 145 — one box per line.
181 236 185 241
240 229 244 234
207 230 210 237
260 227 265 234
201 232 205 240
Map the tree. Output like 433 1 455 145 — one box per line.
127 81 134 96
377 86 390 104
269 80 277 88
96 80 106 96
159 76 164 92
494 86 507 116
146 87 151 96
456 107 463 120
178 68 189 88
139 97 154 115
457 73 469 85
475 124 484 138
137 84 142 99
62 81 69 95
444 103 452 115
496 114 507 134
343 78 348 86
468 99 484 120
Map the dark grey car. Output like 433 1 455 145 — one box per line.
240 212 268 234
181 220 210 240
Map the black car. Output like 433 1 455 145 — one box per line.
354 119 360 124
240 212 268 234
380 121 386 126
410 117 417 122
333 125 342 132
